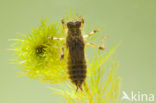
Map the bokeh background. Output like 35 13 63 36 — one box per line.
0 0 156 103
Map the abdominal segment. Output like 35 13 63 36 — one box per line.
67 59 87 90
66 34 86 91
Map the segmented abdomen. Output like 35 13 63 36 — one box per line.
66 35 86 90
67 59 87 90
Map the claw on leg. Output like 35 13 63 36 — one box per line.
83 29 99 39
48 37 65 40
60 47 64 60
61 19 68 33
86 36 108 50
78 17 84 30
56 46 65 60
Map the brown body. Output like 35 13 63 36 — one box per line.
49 18 107 91
66 21 86 91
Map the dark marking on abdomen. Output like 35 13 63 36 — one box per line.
66 35 87 90
67 60 87 90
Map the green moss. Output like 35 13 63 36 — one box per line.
11 18 68 84
11 13 120 103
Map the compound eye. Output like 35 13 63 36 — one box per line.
67 22 74 28
75 21 81 28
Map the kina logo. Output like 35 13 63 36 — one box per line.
121 91 155 102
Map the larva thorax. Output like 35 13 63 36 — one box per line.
66 20 87 91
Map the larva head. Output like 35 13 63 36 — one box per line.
67 21 81 29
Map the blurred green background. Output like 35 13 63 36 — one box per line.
0 0 156 103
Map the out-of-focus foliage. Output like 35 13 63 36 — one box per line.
50 47 120 103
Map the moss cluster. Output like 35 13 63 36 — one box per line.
12 19 68 84
11 14 120 103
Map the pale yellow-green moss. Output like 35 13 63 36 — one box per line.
11 18 68 84
49 47 120 103
11 13 120 103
